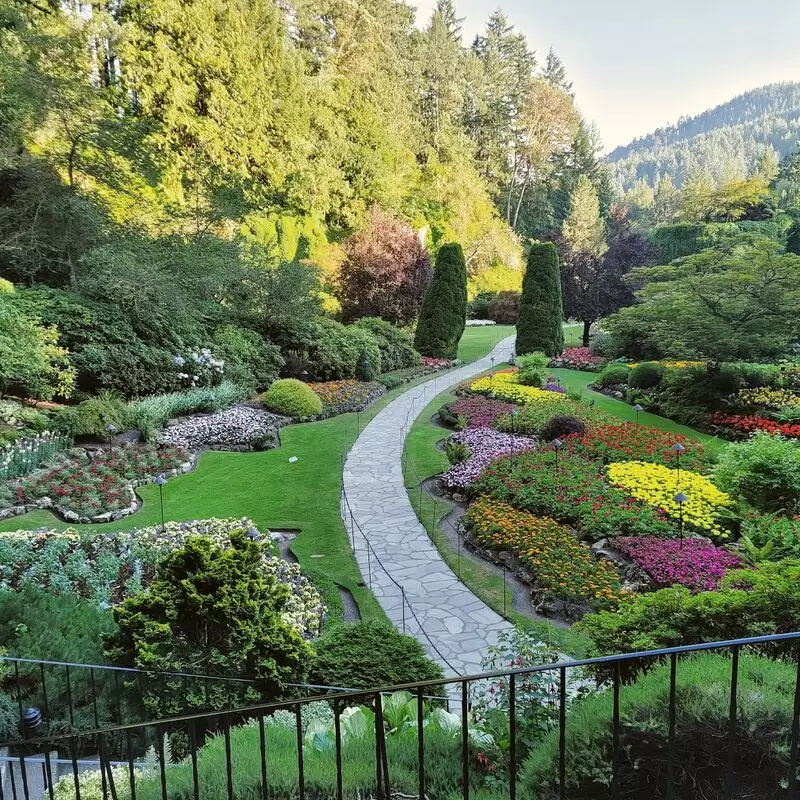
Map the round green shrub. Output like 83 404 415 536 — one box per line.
538 415 586 441
0 278 13 294
262 379 323 418
54 392 130 439
309 620 444 690
628 361 666 390
594 364 630 388
354 318 419 372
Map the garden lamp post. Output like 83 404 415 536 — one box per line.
490 356 495 378
633 404 643 425
510 407 520 473
155 474 167 531
674 492 688 548
672 442 685 481
551 438 564 473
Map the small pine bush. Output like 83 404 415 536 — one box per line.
595 364 630 388
516 243 564 357
414 243 467 360
539 415 587 441
262 379 323 418
628 361 666 390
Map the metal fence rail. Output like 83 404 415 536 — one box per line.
2 632 799 800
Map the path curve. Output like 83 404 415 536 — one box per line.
342 337 515 676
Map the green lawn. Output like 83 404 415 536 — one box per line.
1 329 510 624
457 325 514 362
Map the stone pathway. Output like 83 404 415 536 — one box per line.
342 337 516 677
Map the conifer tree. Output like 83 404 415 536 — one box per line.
516 242 563 356
414 243 467 359
787 220 800 256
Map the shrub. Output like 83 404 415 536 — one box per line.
538 415 586 442
414 243 468 359
106 533 313 716
653 364 740 424
468 292 495 320
520 653 798 799
262 378 323 418
487 290 519 324
354 317 419 372
212 325 284 391
516 242 564 357
54 392 130 440
550 346 605 371
741 513 800 558
594 363 629 388
515 351 549 386
306 319 382 381
309 620 444 689
628 361 666 389
0 584 118 739
576 560 800 674
713 431 800 512
494 396 602 436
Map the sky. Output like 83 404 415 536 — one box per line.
413 0 800 152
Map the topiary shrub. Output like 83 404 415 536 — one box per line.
309 620 444 690
538 415 587 441
516 243 563 357
262 379 323 418
594 364 630 388
520 653 798 799
713 431 800 512
54 392 130 440
628 361 666 390
414 243 468 360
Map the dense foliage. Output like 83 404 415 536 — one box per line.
516 243 563 356
262 379 324 418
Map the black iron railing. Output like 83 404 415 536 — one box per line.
1 632 799 800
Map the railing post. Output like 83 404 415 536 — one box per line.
509 673 517 800
401 587 406 634
461 680 469 800
726 646 739 800
295 706 305 800
333 700 343 800
558 666 566 800
788 648 800 800
666 653 678 800
417 687 426 800
611 662 621 800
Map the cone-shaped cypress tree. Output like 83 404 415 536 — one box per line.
414 242 467 359
787 220 800 256
516 242 564 356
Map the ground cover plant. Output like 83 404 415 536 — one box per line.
1 444 190 518
440 428 533 490
308 380 385 416
466 497 624 609
438 395 515 429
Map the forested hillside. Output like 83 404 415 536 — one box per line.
608 82 800 190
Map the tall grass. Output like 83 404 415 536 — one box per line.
127 382 250 439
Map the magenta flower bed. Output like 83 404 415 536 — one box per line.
449 396 515 428
614 536 742 592
442 428 533 489
549 347 605 371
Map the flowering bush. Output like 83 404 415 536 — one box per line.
174 348 225 388
738 387 800 409
466 497 624 607
607 461 732 536
443 395 515 429
613 536 741 592
474 450 671 540
0 431 71 481
441 428 533 489
709 412 800 439
565 424 706 469
3 444 189 516
308 380 385 416
420 356 453 368
470 372 569 405
0 519 325 636
549 347 605 371
465 319 496 327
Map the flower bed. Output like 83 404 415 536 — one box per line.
442 396 515 429
548 347 605 372
709 412 800 439
441 429 533 490
494 398 612 437
565 424 706 469
308 380 385 416
607 461 732 537
474 450 671 540
613 536 742 592
159 406 290 450
420 356 454 369
465 319 496 327
0 431 72 481
470 372 570 405
466 497 624 608
2 444 190 520
0 519 325 636
737 387 800 409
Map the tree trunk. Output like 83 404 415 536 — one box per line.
582 319 591 347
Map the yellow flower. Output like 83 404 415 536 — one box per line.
738 387 800 409
470 372 567 405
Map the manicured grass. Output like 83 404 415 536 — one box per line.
457 325 515 363
1 330 511 624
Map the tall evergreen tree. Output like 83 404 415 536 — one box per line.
414 243 467 359
516 242 563 356
561 175 607 258
542 48 573 96
787 220 800 256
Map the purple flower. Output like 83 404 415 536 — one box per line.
442 428 533 489
543 383 566 394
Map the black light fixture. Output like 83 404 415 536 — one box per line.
490 356 495 377
21 706 43 736
672 442 686 481
155 473 167 530
674 491 688 548
510 406 520 472
551 438 564 471
246 527 260 541
633 404 643 425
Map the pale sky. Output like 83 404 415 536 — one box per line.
413 0 800 151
